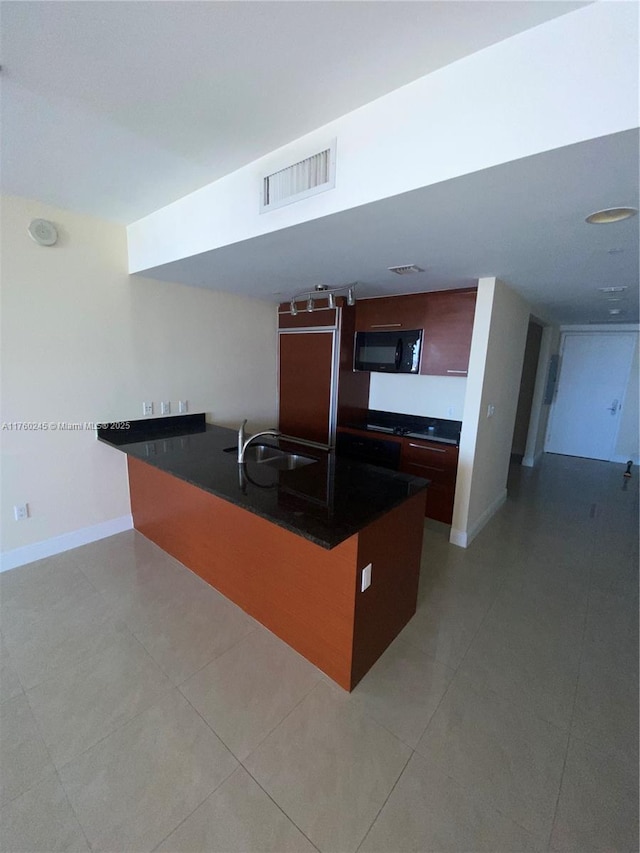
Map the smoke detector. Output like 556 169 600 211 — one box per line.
388 264 424 275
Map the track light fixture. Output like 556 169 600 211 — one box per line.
288 283 358 315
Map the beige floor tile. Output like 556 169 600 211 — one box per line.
180 627 321 760
571 656 639 763
458 598 582 728
2 587 128 690
549 736 639 852
348 637 454 748
0 556 95 617
129 582 257 684
416 673 568 837
359 752 541 852
156 766 316 852
27 631 173 768
582 590 639 677
0 693 55 805
244 680 411 853
58 688 238 852
0 774 89 852
400 565 499 669
74 529 192 599
0 638 23 705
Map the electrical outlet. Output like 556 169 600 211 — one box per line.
142 402 153 416
487 404 495 418
178 400 188 414
160 401 171 415
361 563 372 592
14 503 29 521
447 406 454 417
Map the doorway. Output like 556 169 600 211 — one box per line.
511 320 543 463
545 331 636 461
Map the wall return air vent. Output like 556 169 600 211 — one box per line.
260 140 336 213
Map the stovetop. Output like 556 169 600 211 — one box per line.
347 410 462 446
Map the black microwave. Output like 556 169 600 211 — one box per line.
354 329 422 373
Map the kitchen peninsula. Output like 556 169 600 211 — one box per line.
98 414 427 690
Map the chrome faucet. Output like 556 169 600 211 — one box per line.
237 419 281 463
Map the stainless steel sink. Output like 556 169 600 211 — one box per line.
224 443 317 470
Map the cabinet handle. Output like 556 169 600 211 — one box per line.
408 443 446 453
446 369 467 374
370 323 402 328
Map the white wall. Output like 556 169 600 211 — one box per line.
0 196 277 562
452 278 531 547
368 374 466 421
128 3 638 272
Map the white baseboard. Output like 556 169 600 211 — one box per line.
521 450 543 468
610 454 639 466
449 488 507 549
0 514 133 573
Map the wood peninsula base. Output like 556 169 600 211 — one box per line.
128 457 425 690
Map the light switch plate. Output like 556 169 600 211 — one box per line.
361 563 372 592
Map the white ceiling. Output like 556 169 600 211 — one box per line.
1 0 585 223
140 129 640 326
2 0 637 325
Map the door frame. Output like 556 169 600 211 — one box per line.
545 326 638 461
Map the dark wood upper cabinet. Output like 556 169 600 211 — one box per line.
355 294 427 332
354 288 477 376
421 288 477 376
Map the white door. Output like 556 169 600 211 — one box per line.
545 332 636 461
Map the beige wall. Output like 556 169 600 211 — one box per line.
0 196 277 554
452 277 531 546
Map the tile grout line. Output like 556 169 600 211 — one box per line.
355 749 413 853
237 766 322 853
10 681 95 852
178 683 323 852
544 508 599 852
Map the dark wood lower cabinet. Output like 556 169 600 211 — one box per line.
336 427 459 524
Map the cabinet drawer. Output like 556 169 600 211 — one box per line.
400 460 451 487
401 440 458 472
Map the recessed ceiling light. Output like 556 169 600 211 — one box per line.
607 248 624 254
608 308 624 315
606 297 624 302
598 286 627 293
586 207 638 224
388 264 424 275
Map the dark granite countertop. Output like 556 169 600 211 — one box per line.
98 415 428 550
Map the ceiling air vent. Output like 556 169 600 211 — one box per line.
388 264 424 275
261 140 336 213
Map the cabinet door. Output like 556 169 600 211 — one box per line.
355 294 427 332
400 438 459 523
278 331 335 445
421 289 477 376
